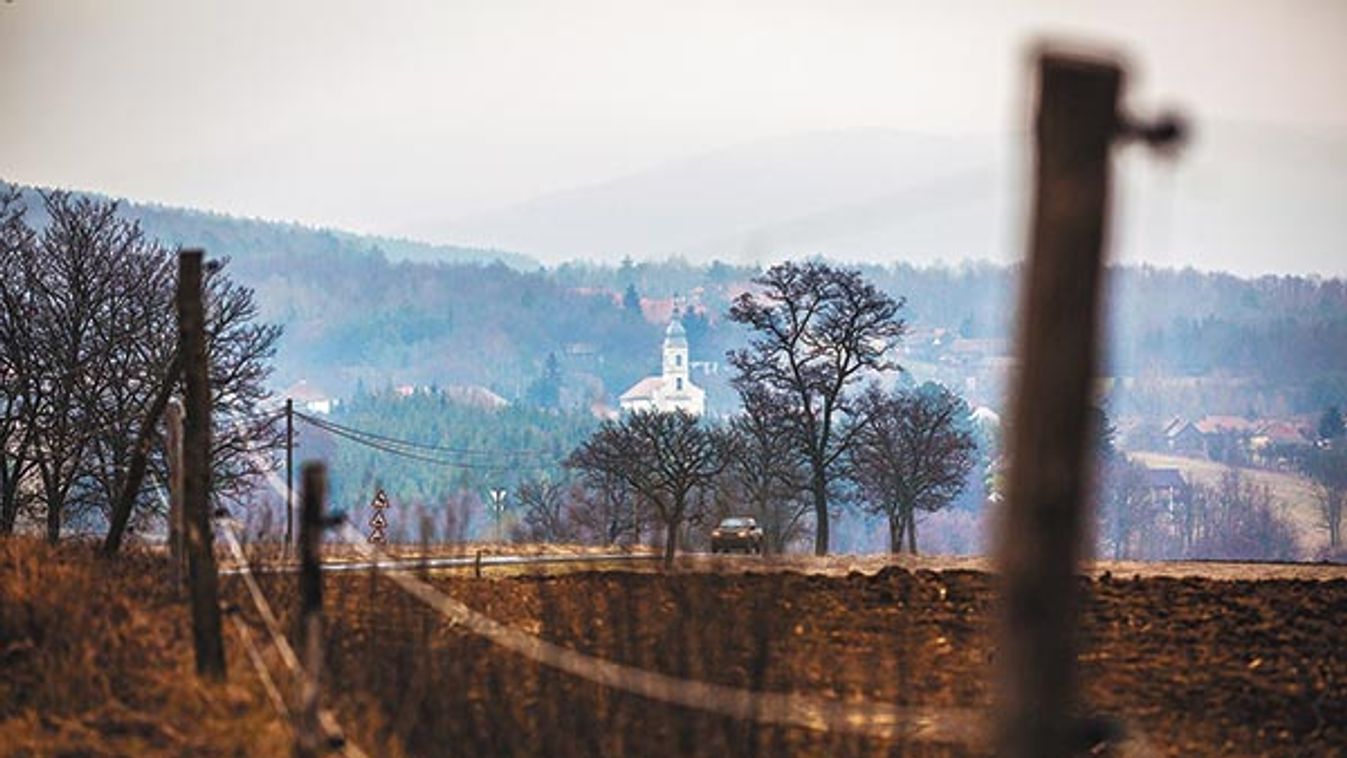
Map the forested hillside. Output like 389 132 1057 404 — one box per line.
7 182 1347 421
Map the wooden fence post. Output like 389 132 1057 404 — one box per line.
995 50 1123 758
296 462 327 757
179 249 226 680
166 397 186 590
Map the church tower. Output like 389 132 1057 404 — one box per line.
662 318 689 393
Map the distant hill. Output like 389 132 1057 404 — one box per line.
7 182 539 270
442 129 1009 266
439 125 1347 276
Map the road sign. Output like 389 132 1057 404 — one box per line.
368 488 390 544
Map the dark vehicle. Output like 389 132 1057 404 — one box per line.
710 516 763 554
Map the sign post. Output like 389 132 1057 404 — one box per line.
368 488 390 544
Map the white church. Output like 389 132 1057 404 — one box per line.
619 316 706 416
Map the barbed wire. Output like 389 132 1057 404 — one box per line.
330 521 988 747
219 520 368 758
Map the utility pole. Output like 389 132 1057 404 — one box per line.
286 397 294 548
995 49 1181 757
178 249 226 681
490 487 507 542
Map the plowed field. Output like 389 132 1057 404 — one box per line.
276 563 1347 757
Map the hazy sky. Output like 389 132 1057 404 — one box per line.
3 0 1345 272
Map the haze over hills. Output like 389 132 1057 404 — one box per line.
439 126 1347 276
7 184 539 271
442 129 1011 266
4 175 1346 436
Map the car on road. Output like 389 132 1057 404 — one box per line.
710 516 763 554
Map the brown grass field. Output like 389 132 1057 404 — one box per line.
3 538 1345 757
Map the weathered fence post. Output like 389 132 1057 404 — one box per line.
166 397 186 590
296 462 327 757
179 249 226 680
995 50 1122 757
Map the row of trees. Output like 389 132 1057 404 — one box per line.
0 187 281 545
546 262 981 564
1098 461 1299 562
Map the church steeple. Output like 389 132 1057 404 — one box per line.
663 315 689 391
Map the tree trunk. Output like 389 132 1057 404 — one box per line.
888 513 902 554
45 490 60 543
907 508 918 554
1329 491 1342 548
102 353 181 556
0 477 18 535
812 469 829 556
662 519 678 568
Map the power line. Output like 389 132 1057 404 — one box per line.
296 413 559 471
294 410 560 460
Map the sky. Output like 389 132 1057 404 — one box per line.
2 0 1345 274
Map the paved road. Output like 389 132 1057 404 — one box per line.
221 551 661 576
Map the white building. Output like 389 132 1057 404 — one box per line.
619 317 706 416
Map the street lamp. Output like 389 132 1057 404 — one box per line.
489 487 507 543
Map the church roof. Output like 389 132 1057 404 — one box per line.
664 318 688 347
619 376 666 401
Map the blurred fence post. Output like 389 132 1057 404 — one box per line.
296 462 327 757
179 249 226 680
166 397 186 590
995 50 1121 757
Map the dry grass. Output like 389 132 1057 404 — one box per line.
0 538 290 757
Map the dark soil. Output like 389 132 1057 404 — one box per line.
247 567 1347 757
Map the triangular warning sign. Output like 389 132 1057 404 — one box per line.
369 510 388 529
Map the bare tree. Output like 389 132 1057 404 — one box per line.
1188 468 1297 561
849 383 976 554
515 476 576 543
22 192 152 541
569 471 641 546
0 188 281 546
0 187 39 534
727 261 906 555
1095 456 1153 560
566 409 728 567
722 388 810 554
1303 445 1347 549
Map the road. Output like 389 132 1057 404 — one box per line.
220 550 662 576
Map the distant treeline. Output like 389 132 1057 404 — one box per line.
9 182 1346 419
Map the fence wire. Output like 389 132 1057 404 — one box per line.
332 521 988 748
220 521 369 758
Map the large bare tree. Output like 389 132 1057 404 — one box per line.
0 187 281 546
850 382 976 554
0 187 39 534
566 409 728 567
728 261 905 555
